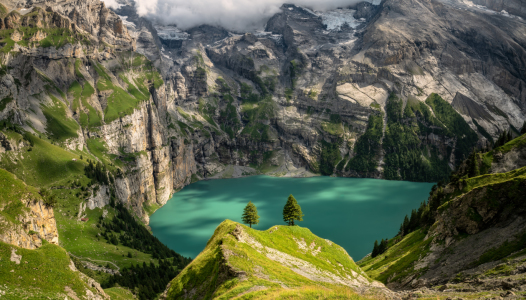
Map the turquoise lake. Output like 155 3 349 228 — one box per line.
149 176 434 260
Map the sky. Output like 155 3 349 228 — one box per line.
102 0 375 31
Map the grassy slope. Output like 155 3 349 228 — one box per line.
0 241 100 299
0 169 40 232
41 92 80 143
166 220 380 300
358 230 431 283
0 130 157 271
0 131 85 187
57 205 156 270
359 172 526 285
94 52 163 124
104 287 136 299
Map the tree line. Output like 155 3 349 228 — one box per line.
99 202 192 261
84 159 111 185
102 258 182 300
241 194 304 227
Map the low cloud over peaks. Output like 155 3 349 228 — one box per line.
107 0 373 32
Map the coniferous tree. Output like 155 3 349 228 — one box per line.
495 131 508 148
283 194 304 226
379 239 389 254
241 201 260 228
40 188 57 208
372 240 379 258
468 150 480 178
401 215 410 236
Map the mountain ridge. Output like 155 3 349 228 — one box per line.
162 220 398 300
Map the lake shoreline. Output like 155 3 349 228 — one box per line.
151 176 435 259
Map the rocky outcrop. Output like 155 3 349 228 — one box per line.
0 178 59 250
469 0 526 19
0 199 59 249
490 135 526 174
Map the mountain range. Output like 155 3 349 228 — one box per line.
1 0 526 299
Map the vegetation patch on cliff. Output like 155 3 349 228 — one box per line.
346 114 383 174
383 94 451 182
0 169 37 231
358 229 431 283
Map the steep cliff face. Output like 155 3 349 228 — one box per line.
0 0 195 222
468 0 526 19
2 0 526 224
110 0 526 185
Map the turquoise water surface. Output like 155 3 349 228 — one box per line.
149 176 434 260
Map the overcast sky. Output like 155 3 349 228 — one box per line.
102 0 373 31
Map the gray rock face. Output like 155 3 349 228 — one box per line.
142 0 526 183
1 0 526 223
469 0 526 18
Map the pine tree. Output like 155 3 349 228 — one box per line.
495 130 508 148
372 240 379 258
379 239 389 254
401 215 410 236
241 201 260 228
283 194 304 226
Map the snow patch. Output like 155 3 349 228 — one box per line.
254 31 283 43
100 0 124 10
155 25 190 40
291 5 365 31
445 0 523 19
118 15 136 29
319 8 364 31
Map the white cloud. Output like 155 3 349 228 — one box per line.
100 0 123 10
133 0 372 31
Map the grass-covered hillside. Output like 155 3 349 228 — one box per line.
0 168 40 229
358 133 526 298
164 220 394 300
0 240 106 299
0 128 191 298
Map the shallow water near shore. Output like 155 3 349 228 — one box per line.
150 176 435 259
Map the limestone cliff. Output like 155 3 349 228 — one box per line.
0 169 59 249
112 0 526 183
2 0 526 225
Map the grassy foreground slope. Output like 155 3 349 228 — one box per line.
164 220 394 300
0 241 104 299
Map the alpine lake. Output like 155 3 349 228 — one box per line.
149 176 435 260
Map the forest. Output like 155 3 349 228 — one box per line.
383 94 451 182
